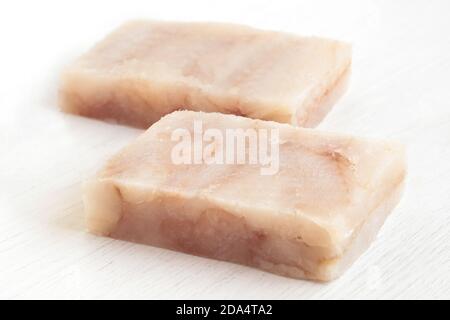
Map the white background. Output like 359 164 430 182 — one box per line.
1 0 449 299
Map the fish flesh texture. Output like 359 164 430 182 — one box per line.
60 20 351 128
84 111 406 281
84 111 405 281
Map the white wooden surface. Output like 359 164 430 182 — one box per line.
1 0 449 299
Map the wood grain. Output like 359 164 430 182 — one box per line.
0 0 449 299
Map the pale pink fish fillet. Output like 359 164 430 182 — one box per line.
60 20 351 128
84 111 406 281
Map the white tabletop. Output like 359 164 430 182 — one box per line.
1 0 449 299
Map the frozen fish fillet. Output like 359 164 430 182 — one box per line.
84 111 406 281
60 20 351 128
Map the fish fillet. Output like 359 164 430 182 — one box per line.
84 111 406 281
60 20 351 128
